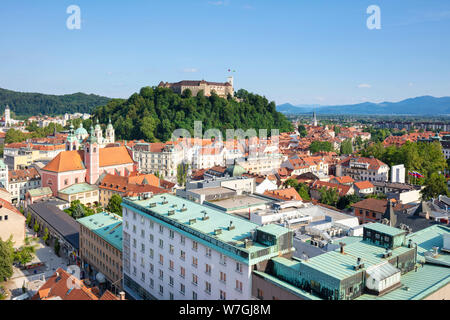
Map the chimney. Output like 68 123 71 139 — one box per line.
339 242 346 254
119 291 126 300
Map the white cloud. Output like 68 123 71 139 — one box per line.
182 68 199 73
208 1 229 6
357 83 372 88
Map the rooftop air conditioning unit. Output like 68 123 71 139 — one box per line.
214 229 222 235
168 210 175 216
189 219 197 225
149 203 156 208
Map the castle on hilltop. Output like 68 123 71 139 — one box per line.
158 77 234 98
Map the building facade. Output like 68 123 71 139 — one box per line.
78 212 123 292
121 193 294 300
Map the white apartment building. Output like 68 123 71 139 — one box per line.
336 156 389 182
0 159 8 190
121 193 294 300
191 146 225 170
132 142 184 178
236 153 283 175
8 168 41 204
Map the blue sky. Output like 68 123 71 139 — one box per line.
0 0 449 105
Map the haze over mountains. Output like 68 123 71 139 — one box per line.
277 96 450 115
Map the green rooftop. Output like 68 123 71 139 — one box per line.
28 187 52 197
77 212 123 251
357 224 450 300
364 222 406 237
122 193 293 264
59 182 98 195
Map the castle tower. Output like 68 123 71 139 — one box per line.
4 105 11 127
105 117 115 144
84 126 100 185
66 124 79 151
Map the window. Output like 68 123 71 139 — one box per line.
64 179 68 186
192 274 198 285
150 278 154 288
180 250 185 261
205 248 211 257
159 225 164 234
140 229 145 238
220 290 226 300
257 289 264 299
192 241 198 251
149 248 154 259
205 281 211 294
180 284 185 295
159 285 163 295
132 238 136 248
236 262 243 273
235 280 243 292
159 239 164 249
205 264 211 275
150 221 154 229
159 254 164 265
169 260 174 271
149 234 154 243
180 267 185 278
169 230 174 239
192 292 197 300
169 276 174 287
159 269 164 280
220 254 227 266
192 257 198 268
180 235 185 245
169 292 174 300
220 272 226 283
141 243 145 253
169 245 174 255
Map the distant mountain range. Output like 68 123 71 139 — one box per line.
277 96 450 115
0 87 112 116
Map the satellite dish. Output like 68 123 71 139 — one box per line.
96 272 106 283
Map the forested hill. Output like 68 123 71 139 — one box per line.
93 87 294 142
0 88 112 116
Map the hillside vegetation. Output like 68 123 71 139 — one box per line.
93 87 293 142
0 88 111 116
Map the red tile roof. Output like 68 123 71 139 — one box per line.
264 188 303 201
354 181 375 190
32 268 118 300
311 180 352 197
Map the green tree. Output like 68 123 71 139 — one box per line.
26 213 32 227
309 141 333 154
106 194 123 216
33 221 40 234
337 194 362 210
0 237 14 281
54 241 60 257
13 245 37 266
340 139 353 155
42 228 49 245
298 125 307 137
421 173 448 200
319 187 339 207
177 163 189 187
